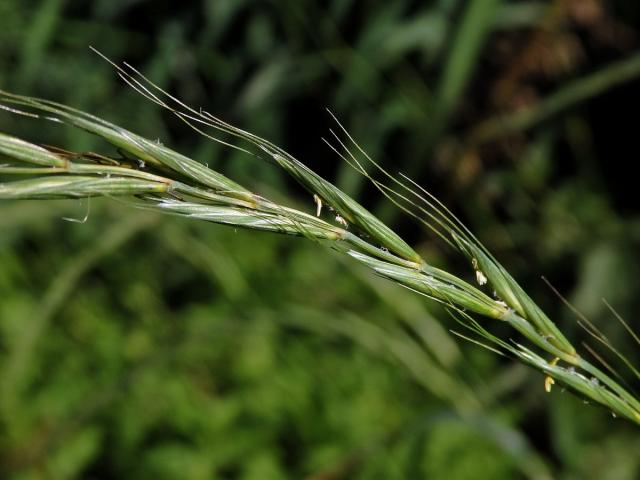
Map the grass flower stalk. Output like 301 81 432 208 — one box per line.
1 60 639 425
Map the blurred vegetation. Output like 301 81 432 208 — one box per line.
1 0 640 478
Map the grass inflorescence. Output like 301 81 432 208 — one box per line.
1 54 639 426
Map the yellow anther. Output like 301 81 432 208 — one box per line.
544 376 555 393
544 357 560 393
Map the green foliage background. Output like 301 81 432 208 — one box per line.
1 1 640 478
